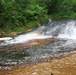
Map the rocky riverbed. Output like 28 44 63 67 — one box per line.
1 20 76 75
0 53 76 75
0 38 76 75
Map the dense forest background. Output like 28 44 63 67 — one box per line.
0 0 76 32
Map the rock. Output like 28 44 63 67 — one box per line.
38 23 41 27
10 38 57 50
0 53 76 75
26 28 34 32
5 32 21 37
0 40 4 43
0 30 5 37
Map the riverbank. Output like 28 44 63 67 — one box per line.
0 53 76 75
0 28 34 37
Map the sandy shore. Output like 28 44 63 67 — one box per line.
0 53 76 75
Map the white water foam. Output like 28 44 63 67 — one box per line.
0 37 12 41
6 33 52 44
0 20 76 46
57 20 76 39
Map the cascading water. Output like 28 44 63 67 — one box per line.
58 21 76 39
1 19 76 45
0 20 76 70
0 19 76 46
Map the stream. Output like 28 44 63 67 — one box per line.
0 20 76 70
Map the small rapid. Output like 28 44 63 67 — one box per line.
1 19 76 46
0 20 76 70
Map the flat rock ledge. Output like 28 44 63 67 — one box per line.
0 53 76 75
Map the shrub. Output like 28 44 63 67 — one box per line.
0 0 26 32
25 5 48 21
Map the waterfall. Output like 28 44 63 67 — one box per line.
0 19 76 46
0 20 76 68
57 20 76 39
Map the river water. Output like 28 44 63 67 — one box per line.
0 20 76 70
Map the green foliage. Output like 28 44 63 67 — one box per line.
0 0 48 32
0 0 76 33
25 5 47 20
0 0 26 32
